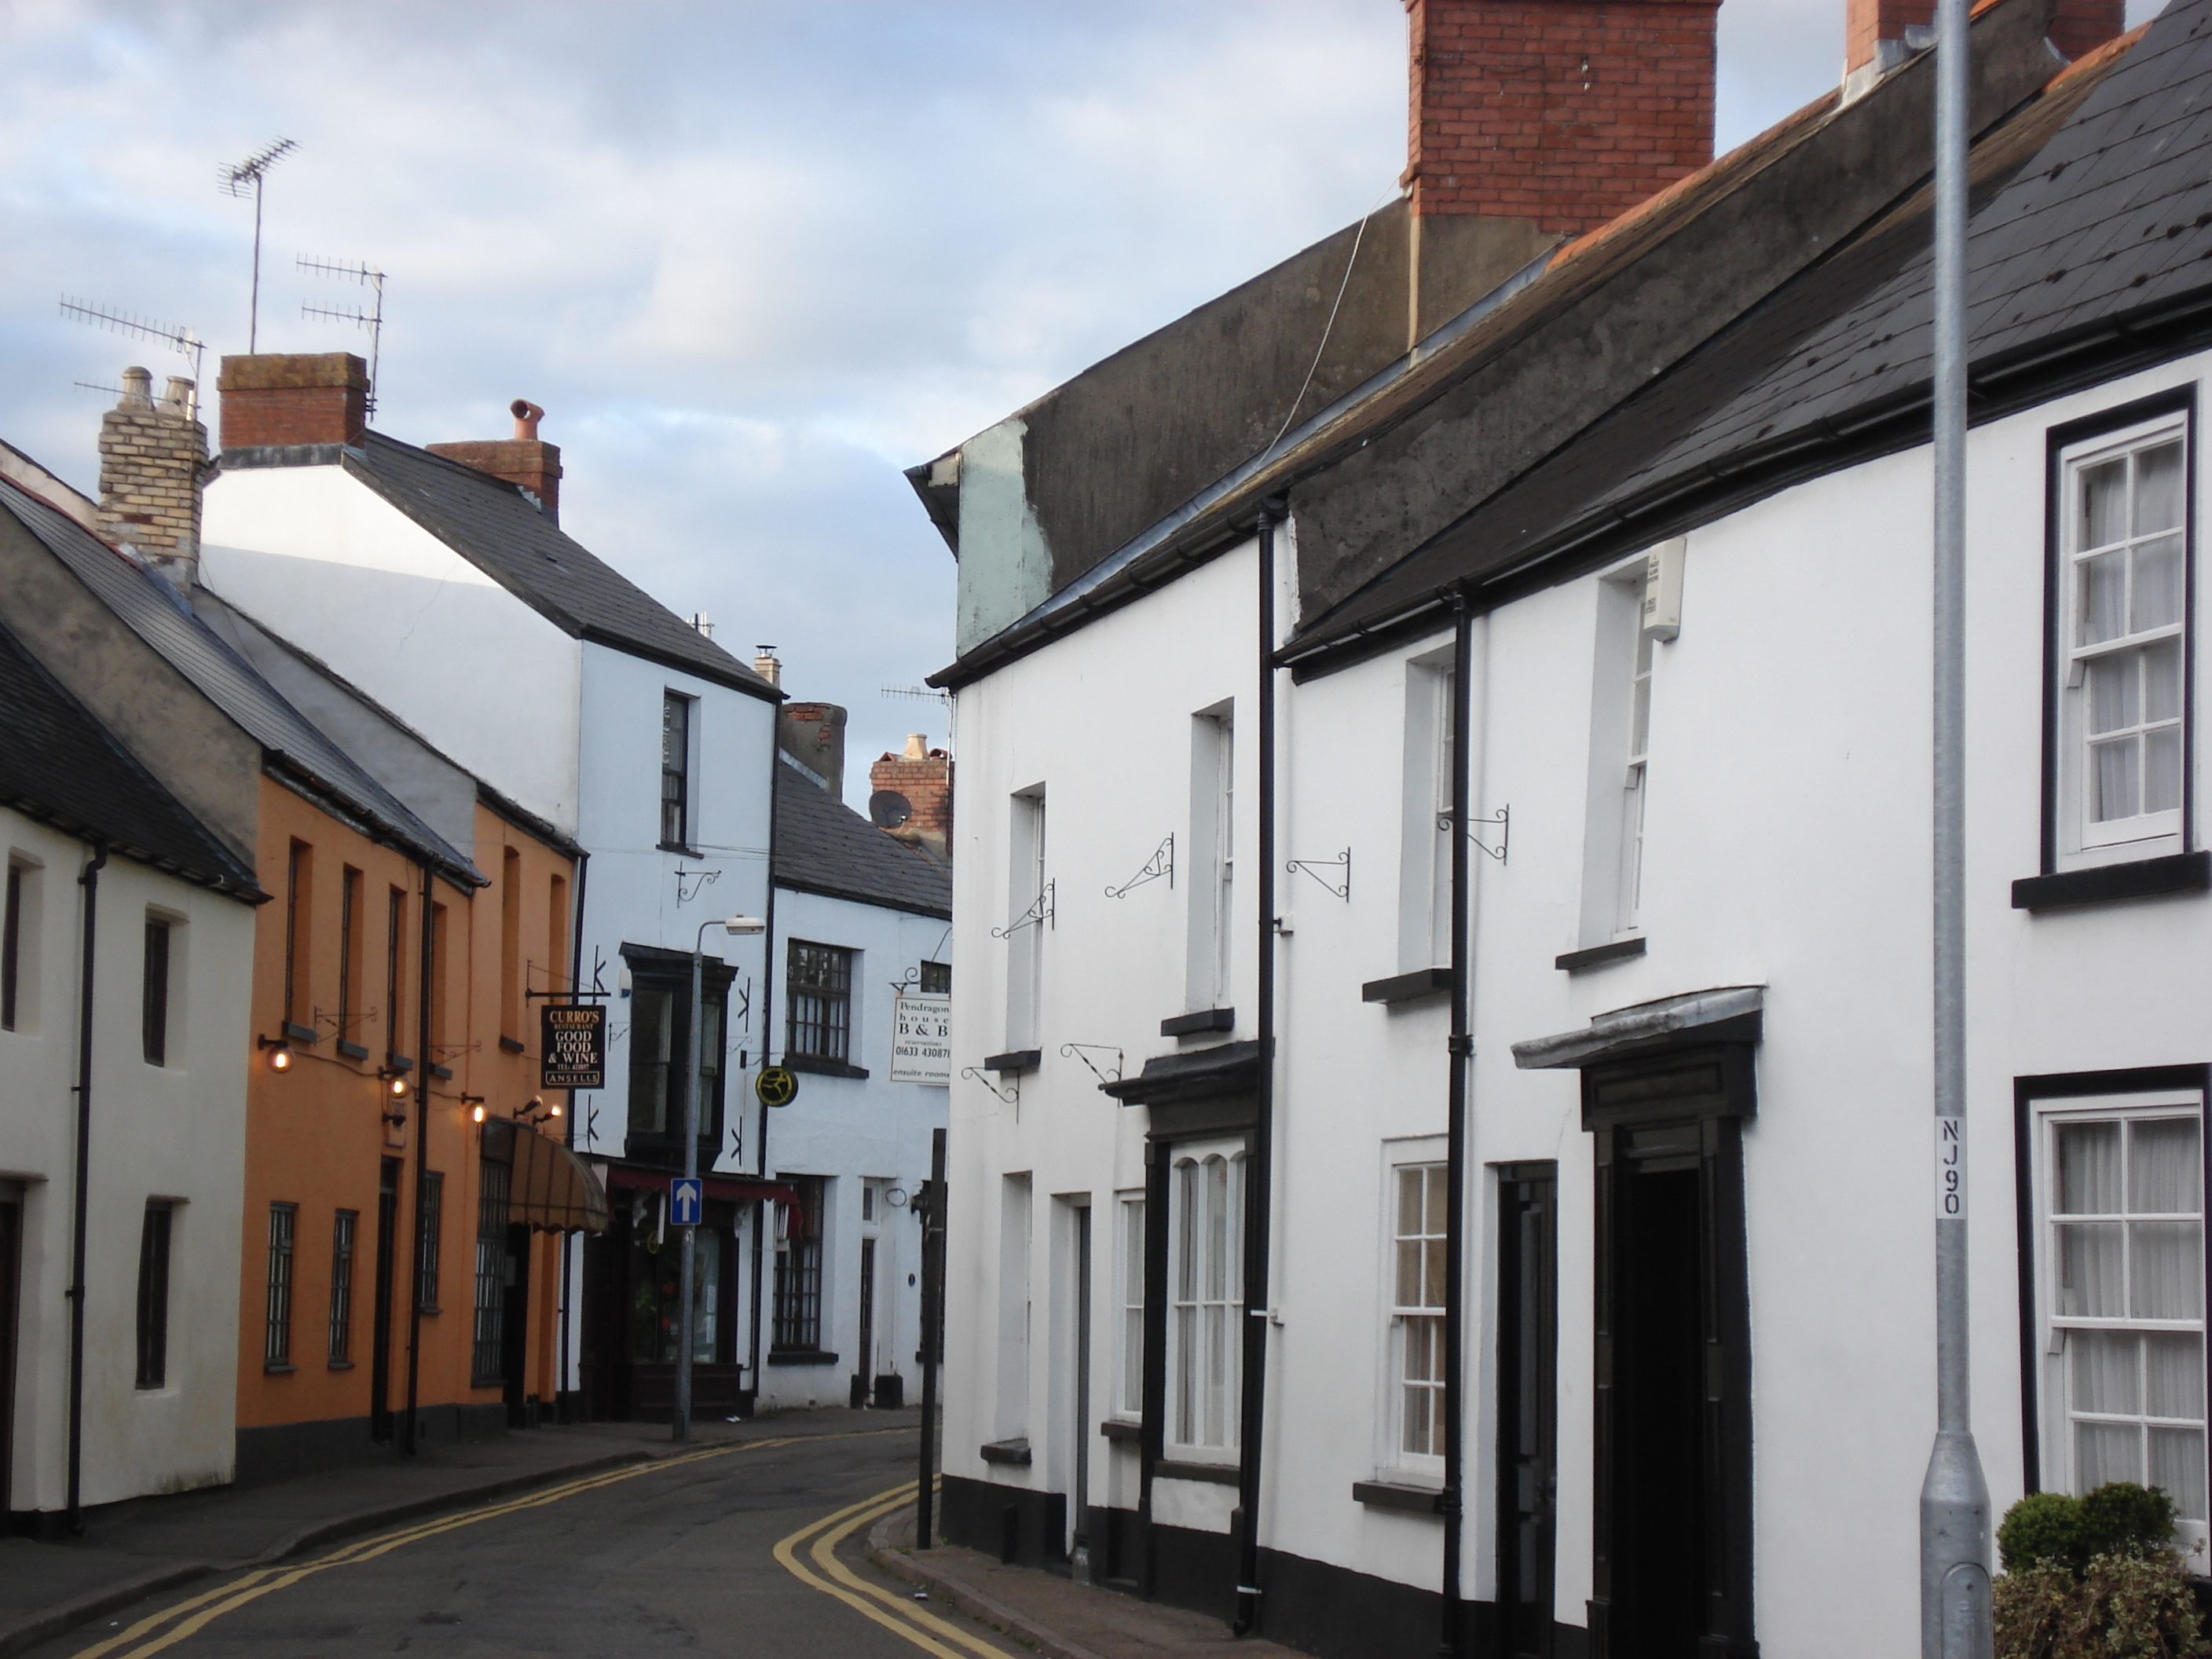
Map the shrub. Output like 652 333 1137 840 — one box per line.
1999 1485 2181 1574
1993 1551 2209 1659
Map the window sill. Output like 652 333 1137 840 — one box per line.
1162 1008 1234 1038
264 1362 297 1375
1556 936 1646 974
1099 1419 1141 1443
499 1035 526 1055
282 1022 319 1046
983 1049 1041 1074
337 1038 370 1062
327 1359 356 1371
786 1055 869 1080
386 1053 414 1075
1156 1457 1240 1486
417 1306 441 1317
766 1349 839 1367
1362 968 1452 1005
2012 851 2211 911
657 843 705 859
429 1063 453 1081
1352 1479 1444 1515
980 1437 1032 1466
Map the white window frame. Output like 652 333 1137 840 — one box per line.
1005 788 1047 1052
2052 412 2193 870
1577 553 1664 949
1381 1138 1450 1481
1115 1190 1145 1420
2028 1083 2210 1566
1166 1139 1243 1463
1186 705 1236 1011
1398 650 1457 972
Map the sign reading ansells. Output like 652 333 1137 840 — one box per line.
540 1005 606 1090
892 992 951 1086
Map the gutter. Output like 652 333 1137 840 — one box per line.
1439 603 1476 1654
402 860 434 1454
64 843 108 1532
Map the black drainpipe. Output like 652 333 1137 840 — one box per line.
64 843 108 1533
1440 598 1474 1657
748 746 785 1408
1232 507 1281 1635
403 860 434 1454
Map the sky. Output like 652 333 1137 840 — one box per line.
0 0 2127 779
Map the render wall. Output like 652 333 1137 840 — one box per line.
0 810 252 1512
938 346 2212 1657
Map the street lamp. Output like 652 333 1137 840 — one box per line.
675 914 766 1444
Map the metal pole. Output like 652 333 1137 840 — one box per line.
917 1125 947 1549
249 175 264 354
1921 0 1992 1650
64 844 106 1533
675 925 707 1443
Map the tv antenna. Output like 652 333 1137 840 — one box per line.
218 137 298 352
298 258 386 413
881 684 950 708
57 297 205 386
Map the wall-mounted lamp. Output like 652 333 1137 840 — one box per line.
460 1093 487 1123
378 1071 408 1099
258 1035 292 1072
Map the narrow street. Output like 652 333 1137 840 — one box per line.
26 1427 1017 1659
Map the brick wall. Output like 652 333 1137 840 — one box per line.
1847 0 2121 70
97 368 206 574
217 353 368 450
423 439 563 522
1405 0 1719 238
869 745 953 859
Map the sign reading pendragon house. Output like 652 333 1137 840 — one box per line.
540 1004 607 1090
892 993 951 1086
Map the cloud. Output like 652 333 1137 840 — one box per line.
2 0 1959 773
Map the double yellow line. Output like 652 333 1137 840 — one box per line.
73 1430 895 1659
772 1481 1011 1659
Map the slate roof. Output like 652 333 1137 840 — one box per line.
1291 2 2212 659
773 763 951 920
288 434 777 702
0 474 481 882
0 613 259 897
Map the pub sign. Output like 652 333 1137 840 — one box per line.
540 1004 606 1090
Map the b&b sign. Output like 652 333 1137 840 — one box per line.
541 1004 606 1090
892 993 951 1086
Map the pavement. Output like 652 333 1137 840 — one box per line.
0 1406 897 1659
867 1507 1303 1659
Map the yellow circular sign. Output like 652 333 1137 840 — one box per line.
755 1065 799 1108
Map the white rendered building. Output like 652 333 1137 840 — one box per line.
903 1 2203 1655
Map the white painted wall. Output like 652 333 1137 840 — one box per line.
937 346 2212 1654
0 813 252 1511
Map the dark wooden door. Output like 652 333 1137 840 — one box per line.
1496 1163 1558 1659
0 1199 19 1518
370 1159 399 1442
501 1223 531 1426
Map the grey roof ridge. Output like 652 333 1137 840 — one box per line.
337 434 779 703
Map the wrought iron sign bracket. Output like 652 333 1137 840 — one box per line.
992 880 1056 939
1438 804 1511 863
1286 848 1352 901
1105 835 1174 899
1060 1043 1124 1085
674 866 721 906
961 1065 1020 1106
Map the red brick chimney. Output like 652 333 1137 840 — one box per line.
217 353 368 451
1847 0 2122 75
1404 0 1719 240
869 736 953 862
427 400 563 522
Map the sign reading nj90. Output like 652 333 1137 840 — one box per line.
541 1004 607 1090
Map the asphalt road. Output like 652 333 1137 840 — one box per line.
35 1426 1019 1659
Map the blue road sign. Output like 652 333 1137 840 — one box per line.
670 1178 702 1226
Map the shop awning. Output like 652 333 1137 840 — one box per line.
593 1162 806 1225
508 1130 611 1234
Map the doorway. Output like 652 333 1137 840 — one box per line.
501 1223 532 1426
0 1196 19 1518
1585 1046 1756 1659
1495 1163 1558 1659
1071 1203 1092 1565
370 1159 399 1442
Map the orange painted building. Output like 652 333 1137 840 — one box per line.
234 778 593 1480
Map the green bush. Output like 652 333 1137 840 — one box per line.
1994 1552 2208 1659
1998 1485 2181 1574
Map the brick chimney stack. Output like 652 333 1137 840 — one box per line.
869 736 953 863
1846 0 2122 79
778 701 849 801
1404 0 1720 240
427 400 563 522
98 366 207 584
217 353 368 451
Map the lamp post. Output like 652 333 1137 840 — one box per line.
675 913 765 1445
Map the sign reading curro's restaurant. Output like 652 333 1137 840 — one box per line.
541 1004 606 1090
891 992 951 1086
